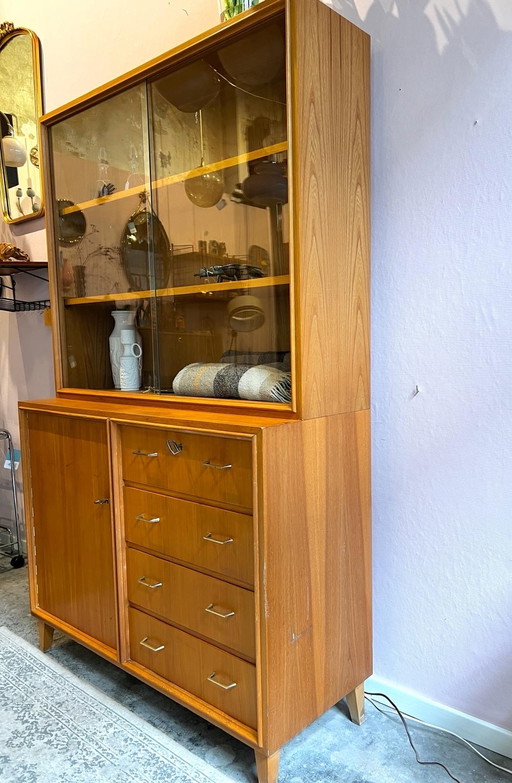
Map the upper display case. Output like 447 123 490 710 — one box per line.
42 0 369 419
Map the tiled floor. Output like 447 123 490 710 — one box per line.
0 562 510 783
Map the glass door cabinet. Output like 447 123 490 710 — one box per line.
47 14 291 406
25 4 371 783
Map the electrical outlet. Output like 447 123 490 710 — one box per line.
4 449 20 470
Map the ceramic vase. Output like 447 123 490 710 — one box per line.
119 328 143 391
109 310 141 389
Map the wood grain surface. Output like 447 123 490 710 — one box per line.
23 412 118 652
289 0 370 419
124 486 254 586
257 410 372 752
128 606 257 728
126 548 255 658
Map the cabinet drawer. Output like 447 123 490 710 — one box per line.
121 425 253 510
128 607 257 729
124 487 254 586
127 549 255 658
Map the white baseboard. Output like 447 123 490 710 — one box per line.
364 676 512 760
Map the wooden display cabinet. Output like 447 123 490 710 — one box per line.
19 2 371 781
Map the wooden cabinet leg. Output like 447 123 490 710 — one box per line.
255 749 280 783
345 682 365 725
38 620 55 652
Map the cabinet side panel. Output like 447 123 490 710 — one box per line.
259 411 371 751
25 411 118 651
289 0 370 419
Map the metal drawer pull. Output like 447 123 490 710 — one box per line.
207 672 237 690
205 603 235 619
166 439 183 455
139 636 165 652
135 514 161 524
94 498 109 504
137 576 163 589
202 533 234 545
203 460 232 470
132 450 158 457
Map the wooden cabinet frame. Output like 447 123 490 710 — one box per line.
20 2 371 781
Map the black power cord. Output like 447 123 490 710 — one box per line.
365 691 463 783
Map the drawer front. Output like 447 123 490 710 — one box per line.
129 607 257 729
127 549 255 658
124 487 254 586
121 425 253 510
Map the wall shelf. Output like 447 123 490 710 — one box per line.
0 263 50 312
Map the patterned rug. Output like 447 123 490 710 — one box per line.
0 626 233 783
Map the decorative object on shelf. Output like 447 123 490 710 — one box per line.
219 0 260 21
218 19 284 86
248 244 270 269
227 293 265 332
173 361 291 403
60 255 74 294
0 242 29 262
120 191 172 290
73 264 86 298
119 327 143 391
109 309 142 389
184 110 224 208
96 147 116 198
242 160 288 207
155 60 220 113
194 263 264 283
56 199 87 244
124 143 146 190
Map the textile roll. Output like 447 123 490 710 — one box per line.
172 362 292 403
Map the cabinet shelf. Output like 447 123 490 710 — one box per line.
64 274 290 306
60 141 288 216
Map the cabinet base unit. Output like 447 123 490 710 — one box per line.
19 399 371 780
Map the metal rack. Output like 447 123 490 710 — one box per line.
0 262 49 312
0 429 24 569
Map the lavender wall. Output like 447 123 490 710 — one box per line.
1 0 510 737
325 0 512 732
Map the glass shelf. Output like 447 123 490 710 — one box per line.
64 274 290 306
59 141 288 216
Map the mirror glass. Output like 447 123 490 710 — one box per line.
0 24 43 223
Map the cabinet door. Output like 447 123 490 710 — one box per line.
26 412 117 652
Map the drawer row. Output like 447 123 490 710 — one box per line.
124 487 254 586
121 425 253 511
129 607 257 729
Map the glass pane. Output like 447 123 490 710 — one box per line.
149 14 291 404
49 85 154 391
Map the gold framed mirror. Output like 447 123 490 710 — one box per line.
0 22 43 223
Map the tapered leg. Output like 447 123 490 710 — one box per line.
345 682 365 725
255 749 280 783
38 620 55 652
